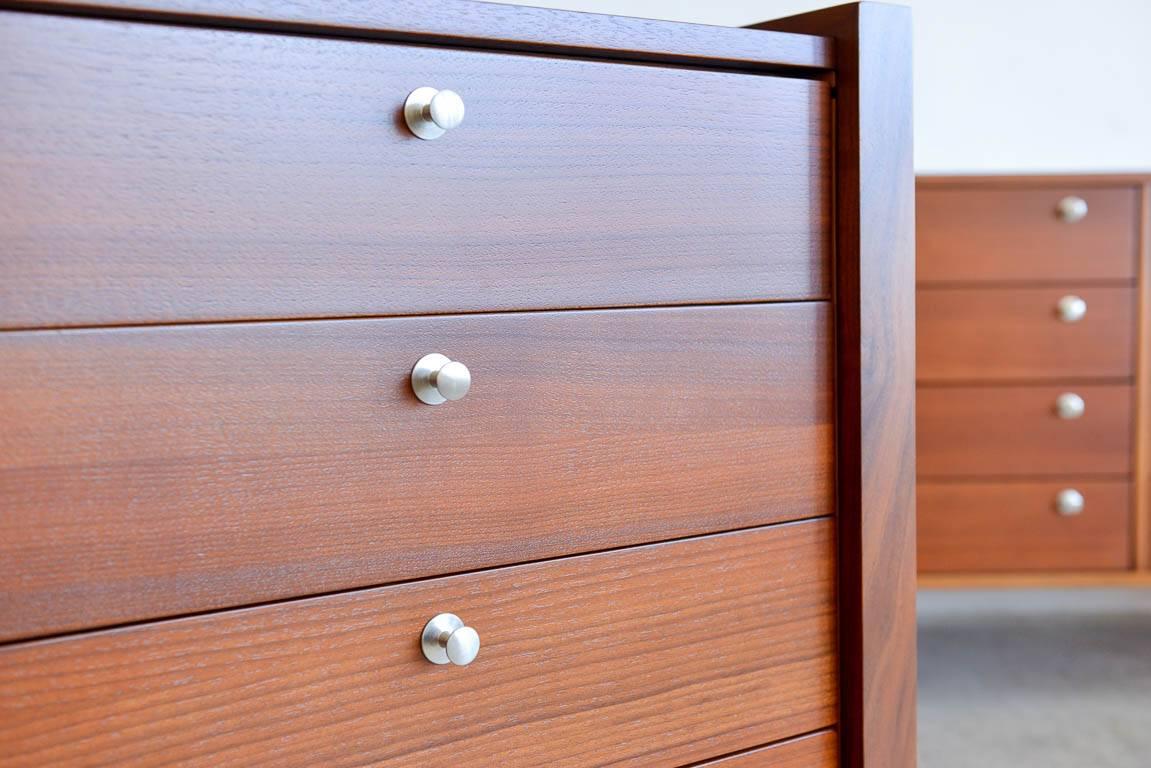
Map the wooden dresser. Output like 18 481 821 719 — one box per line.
0 2 916 766
917 174 1151 586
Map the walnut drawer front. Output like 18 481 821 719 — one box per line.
917 384 1133 478
697 732 838 767
917 185 1139 284
0 303 832 641
0 11 830 329
917 285 1136 382
918 481 1132 572
0 521 837 768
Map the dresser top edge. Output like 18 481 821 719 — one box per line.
918 173 1151 188
0 0 834 74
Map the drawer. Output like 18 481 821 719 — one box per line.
0 303 832 641
917 384 1133 477
699 732 837 767
0 12 830 329
917 185 1139 283
918 481 1132 572
917 286 1136 381
0 521 837 768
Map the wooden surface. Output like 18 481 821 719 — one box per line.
0 0 831 72
915 173 1151 585
916 173 1151 582
0 4 921 766
918 481 1132 572
699 732 838 767
918 384 1133 478
921 572 1151 589
756 5 917 768
917 285 1136 382
918 174 1151 187
0 521 838 768
0 11 830 329
917 184 1139 284
1138 181 1151 569
0 303 832 641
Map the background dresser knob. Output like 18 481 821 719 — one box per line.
411 353 471 405
1055 294 1087 323
1055 195 1088 223
1055 488 1085 517
422 613 481 666
404 87 465 140
1054 392 1085 420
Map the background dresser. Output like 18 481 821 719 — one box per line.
917 174 1151 586
0 2 915 766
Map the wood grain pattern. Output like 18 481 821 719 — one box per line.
918 481 1132 572
0 11 830 329
918 384 1133 478
0 0 831 72
917 184 1139 284
699 731 838 767
756 5 918 768
0 521 838 768
0 303 832 641
917 285 1136 382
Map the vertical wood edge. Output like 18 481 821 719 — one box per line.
1136 181 1151 570
752 4 917 767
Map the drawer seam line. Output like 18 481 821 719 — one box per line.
0 513 835 649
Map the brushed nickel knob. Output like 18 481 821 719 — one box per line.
404 87 465 140
1055 392 1085 420
422 613 481 666
1055 195 1088 223
1055 488 1085 516
1056 295 1087 323
411 353 471 405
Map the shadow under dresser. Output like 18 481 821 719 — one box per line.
0 2 916 765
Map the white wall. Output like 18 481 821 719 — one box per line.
492 0 1151 174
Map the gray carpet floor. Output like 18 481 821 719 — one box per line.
918 589 1151 767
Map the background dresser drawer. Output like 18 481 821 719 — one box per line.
917 285 1136 381
0 12 830 329
0 521 837 768
918 384 1133 477
917 185 1139 283
0 304 832 641
918 481 1131 572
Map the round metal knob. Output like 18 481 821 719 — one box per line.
404 87 465 140
1055 488 1085 517
1055 195 1088 223
1054 392 1085 420
1056 294 1087 323
411 353 471 405
421 613 481 666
